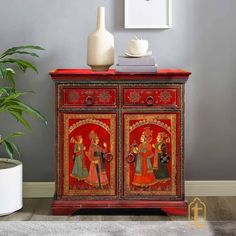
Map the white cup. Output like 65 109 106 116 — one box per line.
128 39 149 55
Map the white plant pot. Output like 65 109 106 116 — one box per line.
0 158 23 216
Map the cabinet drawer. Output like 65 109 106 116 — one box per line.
122 87 180 108
60 87 118 108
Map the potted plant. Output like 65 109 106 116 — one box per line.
0 45 46 216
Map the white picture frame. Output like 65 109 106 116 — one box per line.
125 0 172 29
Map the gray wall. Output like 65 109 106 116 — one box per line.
0 0 236 181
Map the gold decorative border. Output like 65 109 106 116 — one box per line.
69 119 111 134
63 113 116 196
129 119 171 133
124 114 177 196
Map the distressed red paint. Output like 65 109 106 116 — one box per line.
50 69 191 215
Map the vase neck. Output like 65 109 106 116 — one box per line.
97 7 106 30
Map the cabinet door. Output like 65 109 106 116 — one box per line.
61 113 117 197
123 112 181 199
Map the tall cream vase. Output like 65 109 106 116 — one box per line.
87 7 114 71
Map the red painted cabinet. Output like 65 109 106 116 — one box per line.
50 69 191 215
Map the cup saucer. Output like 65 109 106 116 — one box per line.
124 51 152 58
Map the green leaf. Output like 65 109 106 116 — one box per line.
2 104 31 116
11 142 20 157
12 100 47 124
6 68 15 74
0 87 10 96
3 140 14 159
0 45 44 58
2 91 26 101
0 87 15 96
5 68 16 87
10 110 32 130
0 134 22 157
4 132 24 140
1 51 40 58
0 64 7 79
0 58 38 72
0 104 22 114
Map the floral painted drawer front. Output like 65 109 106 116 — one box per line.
123 87 180 108
62 113 117 196
123 113 180 198
60 87 118 108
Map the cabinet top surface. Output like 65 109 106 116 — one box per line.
50 69 191 82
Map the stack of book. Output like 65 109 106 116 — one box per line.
116 56 157 73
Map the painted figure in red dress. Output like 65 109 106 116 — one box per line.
85 130 109 189
132 127 157 187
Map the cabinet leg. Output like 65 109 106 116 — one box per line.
161 206 188 216
52 201 79 215
52 206 78 215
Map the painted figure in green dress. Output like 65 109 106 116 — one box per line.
70 135 88 180
152 132 171 181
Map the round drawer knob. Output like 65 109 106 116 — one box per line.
104 153 113 162
85 96 94 106
146 96 155 106
126 153 136 163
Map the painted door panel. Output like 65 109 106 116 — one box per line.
61 113 117 197
123 112 181 199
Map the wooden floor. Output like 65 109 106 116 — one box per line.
0 197 236 221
